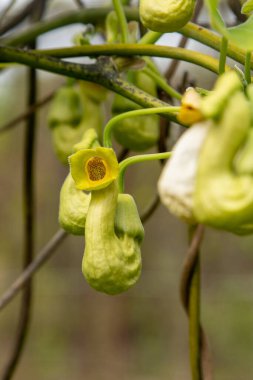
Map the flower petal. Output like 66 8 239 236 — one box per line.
69 147 119 191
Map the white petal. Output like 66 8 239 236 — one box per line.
158 121 210 222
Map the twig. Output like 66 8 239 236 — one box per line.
141 194 160 224
0 1 34 36
0 89 57 134
0 230 67 312
0 0 17 27
1 2 48 380
117 147 129 162
228 0 247 22
73 0 85 8
2 62 36 380
180 224 213 380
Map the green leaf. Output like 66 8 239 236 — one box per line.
242 0 253 15
204 0 253 51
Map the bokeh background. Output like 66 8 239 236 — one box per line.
0 1 253 379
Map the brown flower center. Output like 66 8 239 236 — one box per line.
86 157 106 181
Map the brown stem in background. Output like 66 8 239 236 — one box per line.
165 0 203 82
0 89 57 134
228 0 247 22
73 0 85 8
0 230 67 313
180 225 213 380
141 194 160 224
0 1 34 36
1 2 47 380
117 147 129 162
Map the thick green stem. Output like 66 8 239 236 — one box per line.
118 152 172 192
0 46 177 115
180 22 253 69
33 44 226 74
103 106 180 148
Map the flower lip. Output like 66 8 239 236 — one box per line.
69 147 119 191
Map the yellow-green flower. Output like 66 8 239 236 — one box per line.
69 147 119 191
177 87 204 126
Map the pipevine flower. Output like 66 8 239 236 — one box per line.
69 147 119 191
158 71 253 235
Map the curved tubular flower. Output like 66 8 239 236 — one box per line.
158 71 253 234
59 128 100 235
83 180 144 295
69 147 119 191
194 91 253 234
139 0 196 33
59 174 90 235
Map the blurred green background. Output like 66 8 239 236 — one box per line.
1 1 253 379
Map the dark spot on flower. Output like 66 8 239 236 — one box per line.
87 157 106 181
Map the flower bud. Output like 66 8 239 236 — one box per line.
140 0 196 33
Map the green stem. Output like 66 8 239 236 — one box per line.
138 30 162 45
219 37 228 75
0 7 139 46
1 7 253 70
180 22 253 69
118 152 172 192
33 44 227 74
0 46 179 116
142 67 182 100
188 225 202 380
112 0 129 43
245 51 252 85
103 106 180 148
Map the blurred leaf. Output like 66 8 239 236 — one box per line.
205 0 253 50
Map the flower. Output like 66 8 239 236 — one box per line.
69 147 119 191
177 87 203 126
